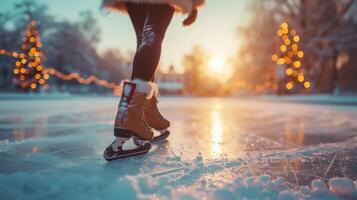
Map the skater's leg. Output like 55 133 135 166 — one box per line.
131 5 173 137
104 4 174 160
131 4 174 81
125 3 147 81
125 3 147 49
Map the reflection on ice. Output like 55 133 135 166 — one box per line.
31 146 39 153
8 116 49 142
210 110 223 157
284 117 305 146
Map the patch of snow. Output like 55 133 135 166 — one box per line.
329 178 357 196
311 179 328 191
2 170 357 200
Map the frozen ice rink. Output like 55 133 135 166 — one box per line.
1 96 357 199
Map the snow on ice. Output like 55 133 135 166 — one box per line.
1 155 357 200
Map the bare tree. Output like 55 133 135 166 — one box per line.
237 0 357 94
269 0 357 93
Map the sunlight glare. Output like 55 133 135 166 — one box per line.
209 56 225 72
207 56 233 82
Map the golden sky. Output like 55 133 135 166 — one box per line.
1 0 249 72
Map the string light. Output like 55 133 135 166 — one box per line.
272 22 310 93
44 68 120 88
0 20 124 95
0 49 123 95
11 20 48 90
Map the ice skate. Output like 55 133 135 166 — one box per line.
104 80 154 161
145 83 171 142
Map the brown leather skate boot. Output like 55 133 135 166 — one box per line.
144 83 171 142
103 79 155 161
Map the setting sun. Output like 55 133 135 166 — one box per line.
207 56 232 82
209 56 225 72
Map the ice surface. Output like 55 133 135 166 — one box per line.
1 96 357 199
260 94 357 106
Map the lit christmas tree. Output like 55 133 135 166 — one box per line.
13 20 49 90
272 22 311 94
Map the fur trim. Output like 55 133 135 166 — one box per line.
151 82 159 98
102 0 205 14
131 79 155 99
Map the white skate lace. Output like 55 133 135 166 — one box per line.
112 137 149 151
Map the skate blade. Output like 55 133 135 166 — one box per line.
104 144 151 161
151 130 170 143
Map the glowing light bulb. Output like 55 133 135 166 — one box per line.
281 22 288 29
30 83 37 89
272 54 278 62
291 44 298 51
277 58 285 65
280 45 287 52
284 39 291 45
285 68 293 75
293 61 301 68
298 75 305 82
39 79 45 85
277 30 283 37
286 82 294 90
298 51 304 58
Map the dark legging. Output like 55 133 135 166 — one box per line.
125 3 174 81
